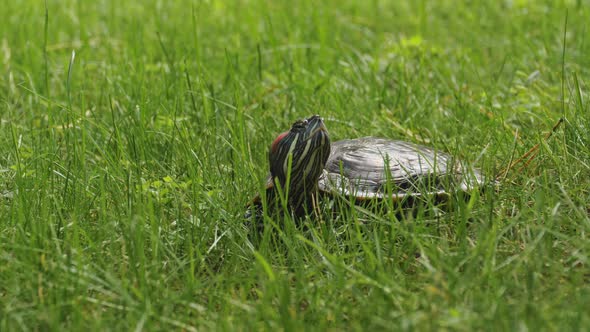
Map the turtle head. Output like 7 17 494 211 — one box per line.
268 115 331 211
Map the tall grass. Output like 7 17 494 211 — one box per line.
1 0 589 330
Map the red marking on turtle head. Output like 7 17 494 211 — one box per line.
271 131 289 154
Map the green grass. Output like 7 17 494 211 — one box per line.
1 0 590 330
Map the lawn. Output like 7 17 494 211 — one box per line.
1 0 590 330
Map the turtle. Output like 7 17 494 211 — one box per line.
248 115 483 219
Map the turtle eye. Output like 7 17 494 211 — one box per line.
291 119 308 131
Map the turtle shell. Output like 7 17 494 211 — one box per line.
317 137 482 200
